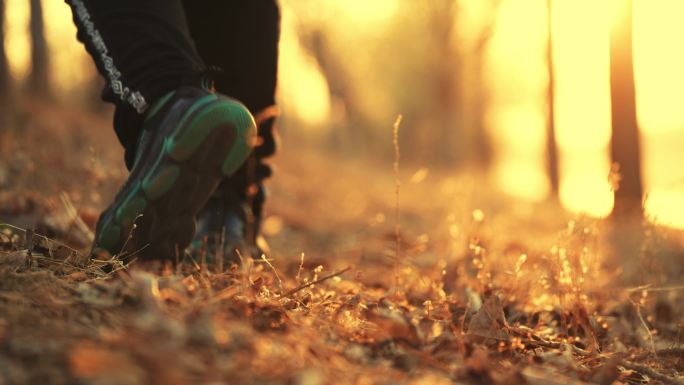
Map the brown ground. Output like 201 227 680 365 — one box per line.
0 99 683 385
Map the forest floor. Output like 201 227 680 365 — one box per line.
0 99 683 385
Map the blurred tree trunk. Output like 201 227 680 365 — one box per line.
465 9 498 170
546 0 559 195
426 0 498 168
29 0 49 96
0 0 10 100
309 31 366 152
609 0 642 218
426 0 462 165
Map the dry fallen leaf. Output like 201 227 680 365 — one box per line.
466 294 509 343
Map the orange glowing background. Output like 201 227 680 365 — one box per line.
483 0 684 226
4 0 684 228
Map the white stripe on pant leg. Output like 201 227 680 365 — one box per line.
70 0 148 114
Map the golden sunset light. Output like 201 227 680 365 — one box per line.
4 0 684 227
2 1 684 381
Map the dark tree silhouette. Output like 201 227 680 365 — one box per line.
0 0 10 99
304 30 369 152
609 0 643 218
462 1 500 169
29 0 49 95
546 0 559 195
424 0 466 161
425 0 499 167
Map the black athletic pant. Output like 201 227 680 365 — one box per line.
66 0 279 200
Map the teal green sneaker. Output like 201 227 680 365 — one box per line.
190 180 264 263
92 86 257 261
190 115 277 264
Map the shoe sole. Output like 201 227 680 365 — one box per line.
93 95 256 260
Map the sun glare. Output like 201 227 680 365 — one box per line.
633 0 684 229
488 0 684 223
633 0 684 134
486 0 549 202
4 0 30 81
277 6 331 129
327 0 398 24
43 1 92 93
486 0 615 216
551 0 614 217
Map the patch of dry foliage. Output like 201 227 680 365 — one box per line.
1 212 683 385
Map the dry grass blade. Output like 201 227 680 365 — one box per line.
627 284 684 293
621 361 684 385
281 266 351 298
261 254 284 294
60 191 95 243
634 348 684 361
392 115 402 262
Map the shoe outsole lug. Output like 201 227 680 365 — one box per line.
93 93 256 261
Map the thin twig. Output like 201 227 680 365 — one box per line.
182 250 202 273
261 254 284 294
281 267 351 298
627 284 684 293
631 299 657 358
634 348 684 361
216 228 225 273
118 214 143 256
2 223 83 257
60 191 95 242
520 338 591 357
235 249 254 287
508 326 592 356
621 360 684 385
296 252 305 283
118 242 149 264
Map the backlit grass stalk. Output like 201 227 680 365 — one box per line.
393 115 403 261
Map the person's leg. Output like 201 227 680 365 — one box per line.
183 0 279 114
66 0 257 260
66 0 205 166
183 0 281 255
